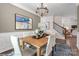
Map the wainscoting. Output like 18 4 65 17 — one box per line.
0 31 34 53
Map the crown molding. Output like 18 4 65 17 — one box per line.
10 3 39 16
76 3 79 6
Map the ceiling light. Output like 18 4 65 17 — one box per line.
36 3 49 17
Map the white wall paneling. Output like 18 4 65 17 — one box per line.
77 32 79 49
0 31 34 53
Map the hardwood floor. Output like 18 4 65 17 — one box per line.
66 35 79 56
0 49 14 56
56 38 66 44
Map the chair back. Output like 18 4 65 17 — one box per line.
45 33 56 56
10 36 22 56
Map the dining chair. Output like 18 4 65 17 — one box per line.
10 35 36 56
41 33 56 56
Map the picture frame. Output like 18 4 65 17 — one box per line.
15 14 33 30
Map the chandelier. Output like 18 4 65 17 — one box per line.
36 3 48 17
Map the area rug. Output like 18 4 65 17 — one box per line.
53 43 73 56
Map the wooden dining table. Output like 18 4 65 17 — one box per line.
21 36 48 56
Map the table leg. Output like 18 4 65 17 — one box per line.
22 41 25 49
37 47 41 56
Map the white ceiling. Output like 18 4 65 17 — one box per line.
12 3 77 16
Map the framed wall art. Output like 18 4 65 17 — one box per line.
15 14 33 30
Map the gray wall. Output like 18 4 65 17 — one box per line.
0 3 40 33
77 6 79 32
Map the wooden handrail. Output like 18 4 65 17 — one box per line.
53 22 67 39
53 22 65 29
